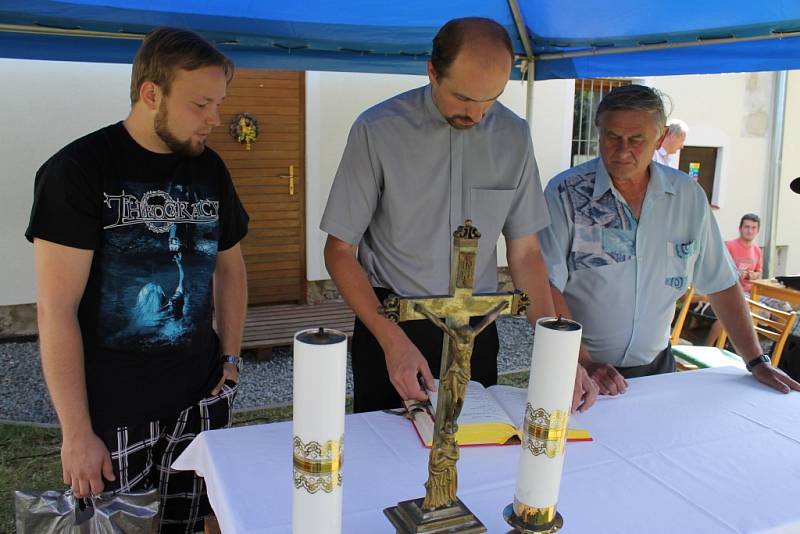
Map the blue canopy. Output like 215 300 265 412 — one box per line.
1 0 799 79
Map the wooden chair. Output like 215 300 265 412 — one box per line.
672 298 798 370
670 286 696 346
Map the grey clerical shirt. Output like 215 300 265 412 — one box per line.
321 84 549 297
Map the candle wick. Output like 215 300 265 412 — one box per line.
318 327 324 336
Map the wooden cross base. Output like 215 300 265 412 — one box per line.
384 497 487 534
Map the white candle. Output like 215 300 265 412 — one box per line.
292 328 347 534
512 316 581 527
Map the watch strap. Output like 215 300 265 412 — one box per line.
222 354 243 372
745 354 770 372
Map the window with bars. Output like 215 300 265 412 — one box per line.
571 79 631 167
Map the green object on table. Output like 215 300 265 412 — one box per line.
672 345 746 370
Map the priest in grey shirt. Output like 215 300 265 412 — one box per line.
321 17 598 413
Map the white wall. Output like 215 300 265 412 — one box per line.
644 72 775 246
646 71 800 275
305 72 573 280
777 71 800 274
0 59 132 305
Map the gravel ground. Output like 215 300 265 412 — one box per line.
0 316 534 425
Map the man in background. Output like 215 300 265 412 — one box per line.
653 118 688 169
704 213 792 345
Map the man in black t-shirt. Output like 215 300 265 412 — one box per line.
26 27 249 533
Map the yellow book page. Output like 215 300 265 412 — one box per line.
488 384 592 441
428 381 519 446
455 421 520 445
423 382 592 446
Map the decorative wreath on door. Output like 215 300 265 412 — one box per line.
229 113 259 150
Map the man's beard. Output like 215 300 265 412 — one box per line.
446 115 478 130
154 101 205 157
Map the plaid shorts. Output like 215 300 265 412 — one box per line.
96 380 238 534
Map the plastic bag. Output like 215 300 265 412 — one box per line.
14 487 160 533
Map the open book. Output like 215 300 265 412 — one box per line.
405 381 592 448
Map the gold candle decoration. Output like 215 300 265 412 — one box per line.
504 316 582 533
293 328 347 534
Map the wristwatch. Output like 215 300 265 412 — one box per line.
222 354 243 372
745 354 770 372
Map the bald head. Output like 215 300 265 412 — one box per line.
430 17 514 81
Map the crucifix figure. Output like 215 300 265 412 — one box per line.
381 220 529 532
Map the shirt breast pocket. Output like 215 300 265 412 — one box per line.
665 240 696 291
468 188 515 242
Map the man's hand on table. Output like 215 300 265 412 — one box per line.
384 334 436 402
585 361 628 396
572 364 599 413
751 364 800 394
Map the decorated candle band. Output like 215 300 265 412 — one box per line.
292 435 344 494
522 405 568 459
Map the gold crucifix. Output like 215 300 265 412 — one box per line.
382 220 529 533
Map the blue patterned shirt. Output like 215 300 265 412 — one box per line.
539 157 737 367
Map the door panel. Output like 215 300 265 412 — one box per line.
208 69 306 305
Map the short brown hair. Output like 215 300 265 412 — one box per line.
430 17 514 80
130 27 234 104
740 213 760 228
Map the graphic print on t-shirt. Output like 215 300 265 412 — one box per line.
98 180 220 351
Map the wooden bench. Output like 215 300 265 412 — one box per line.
242 301 355 359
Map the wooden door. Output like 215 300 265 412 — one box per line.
679 146 719 206
208 69 306 305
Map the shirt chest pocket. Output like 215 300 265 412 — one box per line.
665 240 697 291
468 188 515 243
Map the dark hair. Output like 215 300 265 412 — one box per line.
130 27 234 104
595 84 670 129
430 17 514 80
740 213 760 228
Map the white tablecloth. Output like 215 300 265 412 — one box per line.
173 367 800 533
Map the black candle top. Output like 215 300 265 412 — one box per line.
539 315 581 332
296 327 347 345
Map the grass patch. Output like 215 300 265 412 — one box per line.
0 424 63 534
498 369 530 388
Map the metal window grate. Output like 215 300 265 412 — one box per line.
571 79 631 166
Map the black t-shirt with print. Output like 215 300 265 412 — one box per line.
26 122 249 428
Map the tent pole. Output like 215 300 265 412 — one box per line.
505 0 536 125
526 59 535 125
506 0 533 57
763 70 788 278
0 23 144 39
536 31 800 62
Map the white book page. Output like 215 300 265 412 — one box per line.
429 380 514 426
486 385 528 430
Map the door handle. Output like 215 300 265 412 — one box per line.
279 165 295 196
